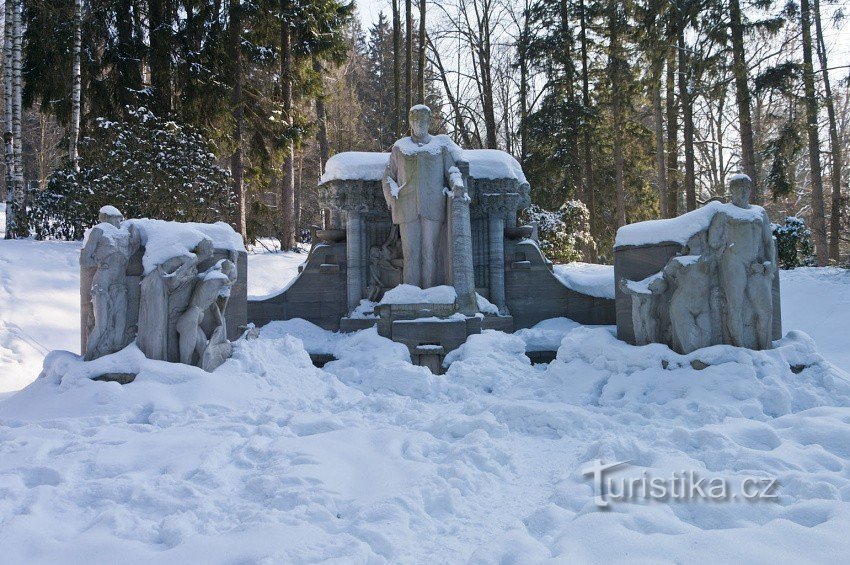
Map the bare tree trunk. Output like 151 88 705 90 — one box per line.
295 149 302 236
729 0 759 202
314 57 330 172
677 9 696 212
229 0 246 239
579 0 595 247
665 34 679 217
149 0 173 116
417 0 425 104
813 0 843 261
653 63 668 218
477 1 497 149
518 0 529 166
278 0 295 250
116 0 140 113
801 0 828 265
70 0 82 169
609 2 626 227
392 0 402 135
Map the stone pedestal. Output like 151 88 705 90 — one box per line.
375 301 482 374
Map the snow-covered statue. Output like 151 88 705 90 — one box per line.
381 104 477 314
176 259 238 371
710 175 776 350
80 212 247 373
382 105 464 287
366 225 403 302
617 175 779 354
80 206 140 360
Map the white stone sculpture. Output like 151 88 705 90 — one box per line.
381 105 478 315
619 175 778 354
81 213 246 373
80 206 140 360
709 176 776 349
381 104 466 288
176 259 237 371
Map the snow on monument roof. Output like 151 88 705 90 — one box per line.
552 262 615 299
320 148 527 185
465 149 527 184
125 218 245 275
320 152 390 184
614 201 766 248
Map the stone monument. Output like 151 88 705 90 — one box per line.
616 175 780 354
381 104 477 315
80 209 248 374
247 107 617 371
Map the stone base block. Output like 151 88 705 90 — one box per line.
412 345 447 375
339 317 378 332
481 314 513 332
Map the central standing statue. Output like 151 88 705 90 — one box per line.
382 105 466 288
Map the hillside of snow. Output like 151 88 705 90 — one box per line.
1 236 850 561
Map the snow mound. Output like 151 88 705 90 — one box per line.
380 284 457 304
553 262 615 299
2 318 850 561
514 316 585 351
615 201 766 248
259 318 344 354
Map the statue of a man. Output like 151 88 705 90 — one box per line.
80 206 139 360
382 105 466 288
711 175 776 349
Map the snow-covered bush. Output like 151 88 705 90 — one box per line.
27 108 235 240
772 216 815 269
520 202 595 263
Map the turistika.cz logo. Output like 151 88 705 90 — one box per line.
582 460 779 508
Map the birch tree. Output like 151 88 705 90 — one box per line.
69 0 82 169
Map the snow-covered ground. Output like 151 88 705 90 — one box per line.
1 237 850 562
246 240 309 300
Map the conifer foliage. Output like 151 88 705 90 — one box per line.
27 108 233 240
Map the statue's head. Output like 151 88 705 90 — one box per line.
409 105 432 138
729 175 752 208
98 205 123 228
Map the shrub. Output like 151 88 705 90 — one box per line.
28 107 235 240
520 201 595 264
772 216 815 269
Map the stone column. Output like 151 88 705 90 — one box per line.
346 209 363 311
451 164 478 317
488 211 506 314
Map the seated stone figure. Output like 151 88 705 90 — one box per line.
366 226 404 302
